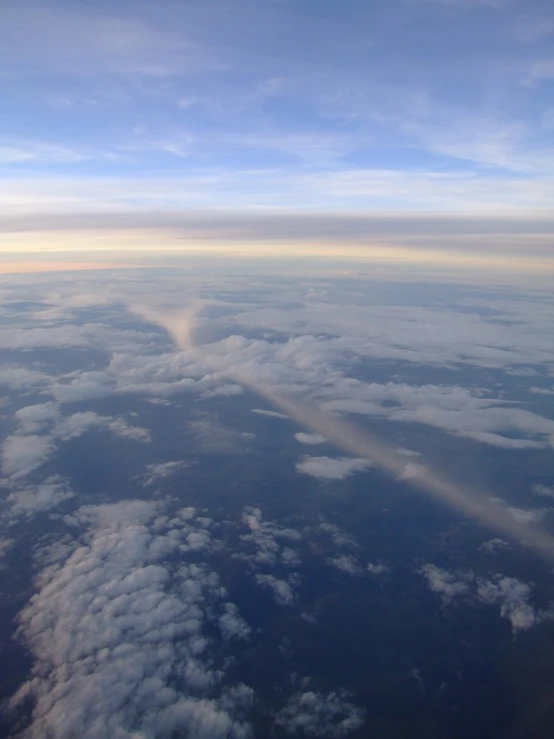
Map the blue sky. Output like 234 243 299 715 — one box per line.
1 0 553 268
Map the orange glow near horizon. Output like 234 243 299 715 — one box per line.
0 228 553 277
0 260 149 275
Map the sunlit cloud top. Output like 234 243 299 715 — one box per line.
1 0 553 269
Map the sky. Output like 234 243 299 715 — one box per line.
1 0 553 273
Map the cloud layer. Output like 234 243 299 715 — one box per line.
11 500 253 739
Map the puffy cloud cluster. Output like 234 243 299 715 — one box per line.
7 475 75 517
0 406 153 527
479 538 509 555
11 500 253 739
533 484 554 499
0 365 50 390
229 295 554 373
254 573 301 606
506 506 545 524
3 402 151 496
296 456 373 480
0 278 554 449
276 689 365 737
475 576 540 634
14 402 59 434
76 318 554 451
108 417 151 442
419 564 472 603
239 507 302 567
5 490 372 734
143 460 187 487
308 521 390 580
419 563 554 634
51 371 115 404
318 381 554 450
316 522 358 550
6 278 551 455
4 276 553 738
53 410 108 440
0 321 157 355
46 408 151 444
529 386 554 395
327 555 364 577
219 603 251 642
87 351 207 399
182 290 554 450
1 434 55 479
0 537 13 558
237 508 304 605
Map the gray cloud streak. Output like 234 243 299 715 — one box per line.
4 210 554 240
245 380 554 560
140 307 554 562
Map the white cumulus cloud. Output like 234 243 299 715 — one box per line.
2 435 55 479
294 433 326 445
297 456 372 480
11 500 253 739
276 689 365 737
8 475 74 517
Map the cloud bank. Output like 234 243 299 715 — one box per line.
11 500 253 739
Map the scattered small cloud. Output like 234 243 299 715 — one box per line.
506 506 546 524
316 522 358 550
218 602 251 642
327 555 363 577
476 576 539 634
294 432 326 445
1 435 55 479
0 538 13 558
143 460 187 486
463 431 546 449
108 417 151 442
239 507 302 567
276 689 365 737
420 563 554 634
532 484 554 499
252 408 289 419
54 410 108 440
297 456 372 480
0 366 50 390
479 538 509 554
419 564 472 603
7 475 74 518
254 573 300 606
51 372 114 404
14 402 59 434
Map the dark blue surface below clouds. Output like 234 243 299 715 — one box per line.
0 270 554 738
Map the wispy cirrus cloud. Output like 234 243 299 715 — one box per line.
0 0 552 229
0 3 225 79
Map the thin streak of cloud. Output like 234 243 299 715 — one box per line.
250 383 554 561
142 306 554 563
2 170 554 215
